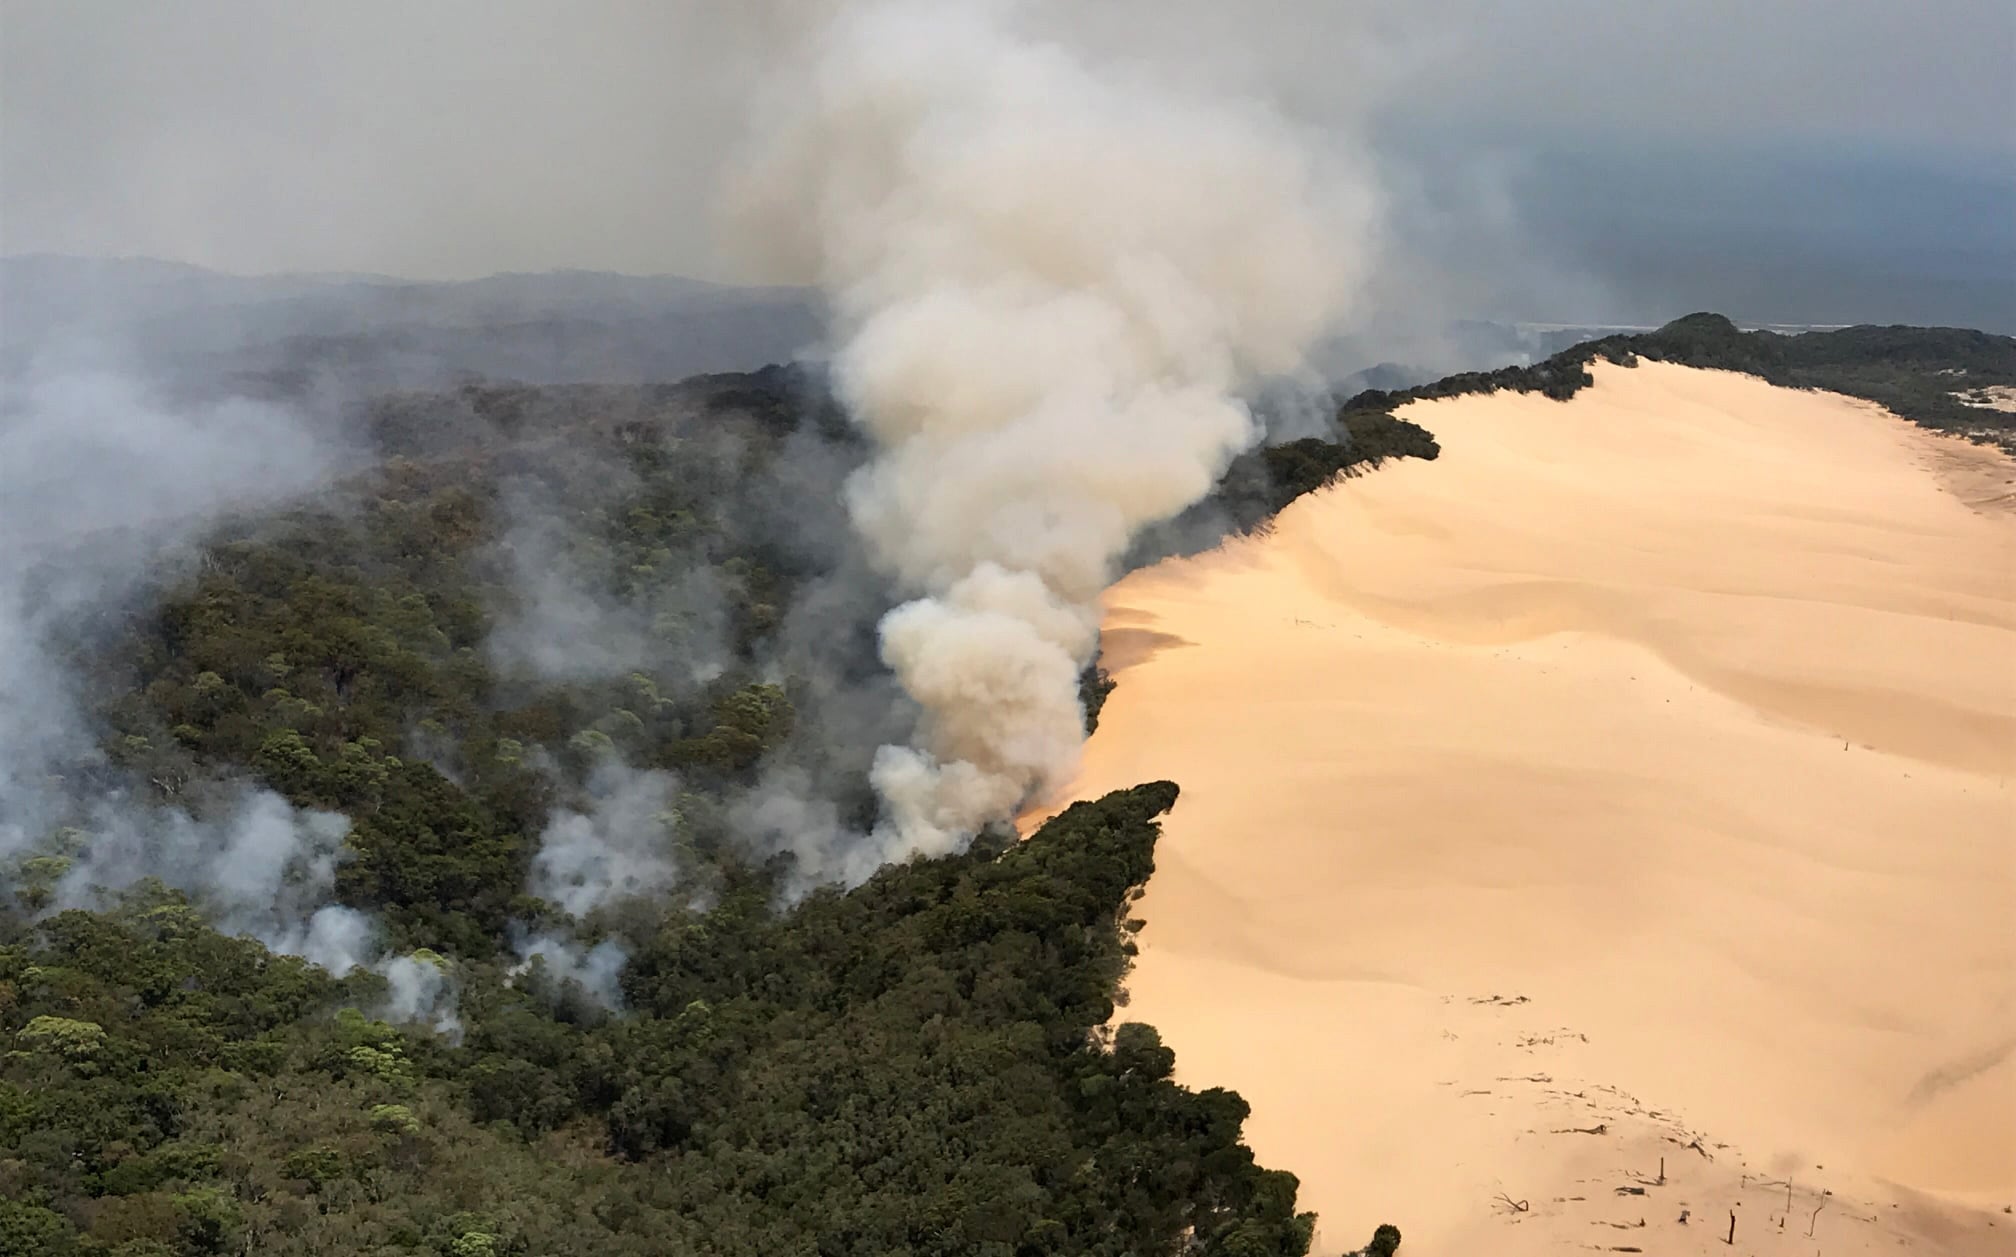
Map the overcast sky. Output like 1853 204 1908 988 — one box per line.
3 0 2011 322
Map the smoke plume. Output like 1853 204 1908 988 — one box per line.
0 354 465 1032
528 759 684 918
0 360 339 855
733 0 1377 859
50 789 350 937
510 932 631 1011
487 519 736 689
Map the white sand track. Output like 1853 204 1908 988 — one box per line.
1034 361 2016 1254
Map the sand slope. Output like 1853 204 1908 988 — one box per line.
1037 362 2016 1254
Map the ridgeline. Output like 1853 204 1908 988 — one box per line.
1340 313 2016 453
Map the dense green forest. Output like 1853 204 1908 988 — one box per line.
1333 312 2016 453
3 364 1430 1256
2 785 1355 1256
1129 399 1440 564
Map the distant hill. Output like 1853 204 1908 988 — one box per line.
1 254 826 396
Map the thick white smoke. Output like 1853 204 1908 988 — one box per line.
505 759 684 1009
527 759 683 917
734 0 1377 861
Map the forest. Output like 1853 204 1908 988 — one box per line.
2 362 1431 1256
2 784 1364 1256
1334 312 2016 452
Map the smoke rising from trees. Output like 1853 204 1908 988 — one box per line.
0 362 338 874
0 362 338 860
0 359 469 1028
732 0 1379 858
7 2 1389 992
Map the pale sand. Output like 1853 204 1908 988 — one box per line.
1957 385 2016 414
1034 361 2016 1254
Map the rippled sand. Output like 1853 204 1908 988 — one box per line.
1038 361 2016 1254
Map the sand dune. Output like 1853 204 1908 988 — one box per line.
1035 361 2016 1254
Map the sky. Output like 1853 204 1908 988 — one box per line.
3 0 2012 325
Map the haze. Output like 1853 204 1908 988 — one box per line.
4 0 2012 329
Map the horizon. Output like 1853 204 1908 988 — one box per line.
6 2 2011 333
4 251 2000 342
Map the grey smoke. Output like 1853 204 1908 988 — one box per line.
1251 375 1349 445
0 356 339 855
731 0 1379 861
510 759 690 1010
480 372 916 905
45 798 463 1036
487 503 734 688
51 789 351 940
731 765 886 893
378 953 463 1038
267 903 464 1037
511 932 630 1011
9 1 2006 289
0 351 464 1032
269 904 378 974
528 759 684 918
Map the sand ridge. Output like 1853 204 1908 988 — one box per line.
1035 361 2016 1254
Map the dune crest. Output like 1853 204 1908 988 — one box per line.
1038 361 2016 1254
